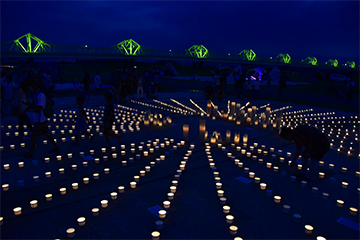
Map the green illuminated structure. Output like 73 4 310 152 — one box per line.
277 53 291 63
328 59 338 67
303 56 317 66
9 33 50 53
239 49 256 61
115 39 141 55
187 45 209 58
346 61 355 69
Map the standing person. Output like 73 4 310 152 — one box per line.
212 72 220 96
94 72 102 94
83 72 91 100
103 92 122 148
346 79 355 103
279 125 330 180
279 73 286 94
246 79 252 101
136 74 144 100
2 75 16 115
252 79 260 100
14 82 33 140
72 95 93 146
116 70 124 103
148 82 158 98
20 79 59 158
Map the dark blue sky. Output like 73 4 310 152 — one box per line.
1 1 359 63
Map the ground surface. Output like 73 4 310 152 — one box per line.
0 90 359 240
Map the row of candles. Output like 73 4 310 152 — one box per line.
151 144 195 240
2 138 184 189
131 99 192 115
68 140 188 239
7 139 187 232
214 143 346 239
205 143 242 237
222 141 359 217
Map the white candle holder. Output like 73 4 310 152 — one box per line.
158 210 166 219
130 181 137 189
226 215 234 224
66 228 75 238
223 205 230 214
13 207 22 215
60 187 66 195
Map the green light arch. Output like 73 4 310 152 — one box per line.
115 39 141 55
239 49 256 61
303 56 317 66
9 33 51 53
346 61 355 69
328 59 338 67
187 45 209 58
277 53 291 64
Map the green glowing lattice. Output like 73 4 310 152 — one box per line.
115 39 141 55
9 33 50 53
303 57 317 66
346 61 355 69
277 53 291 64
187 45 209 58
328 59 338 67
239 49 256 61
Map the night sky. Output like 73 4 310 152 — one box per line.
1 1 359 63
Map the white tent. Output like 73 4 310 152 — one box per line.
269 67 281 83
165 62 180 76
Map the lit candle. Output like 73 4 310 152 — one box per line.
130 181 137 189
350 207 358 215
104 168 110 174
101 200 108 208
342 182 348 188
305 225 313 234
3 164 9 170
152 231 160 240
274 196 281 203
2 184 9 191
77 217 86 227
72 183 78 190
118 186 125 193
92 208 99 216
168 192 174 200
217 190 224 197
111 192 117 200
66 228 75 238
249 172 255 178
170 186 177 193
158 210 167 219
226 215 234 224
59 187 66 195
18 162 24 168
163 200 170 209
260 183 266 190
93 173 99 179
45 172 51 178
229 225 238 236
337 200 344 207
13 207 22 215
223 205 230 214
45 194 52 201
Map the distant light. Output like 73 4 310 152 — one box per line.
134 66 137 68
169 49 172 52
270 57 272 59
85 45 88 47
345 64 347 66
325 62 327 64
228 53 230 55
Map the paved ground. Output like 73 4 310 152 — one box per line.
0 90 359 239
